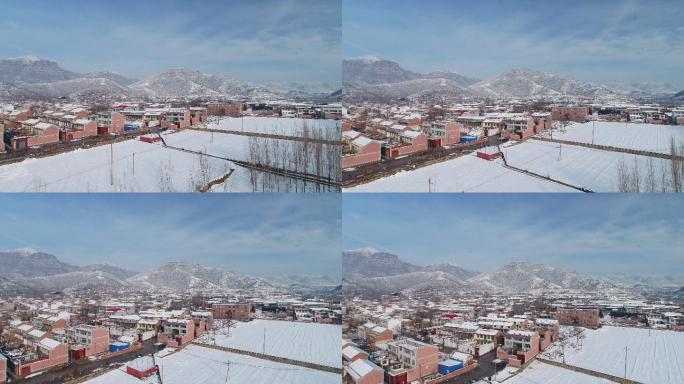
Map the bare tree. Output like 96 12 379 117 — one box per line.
158 159 174 192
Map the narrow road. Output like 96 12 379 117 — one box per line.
343 136 500 187
20 339 158 384
444 352 498 384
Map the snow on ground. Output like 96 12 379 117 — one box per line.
85 344 338 384
0 139 232 192
199 319 341 369
542 326 684 384
543 121 684 154
504 140 671 191
205 116 340 137
0 129 338 192
346 153 576 192
496 361 613 384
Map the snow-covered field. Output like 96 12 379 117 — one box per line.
542 326 684 384
543 121 684 154
347 138 675 192
504 140 671 191
0 129 339 192
204 116 340 138
346 152 576 192
85 344 339 384
198 319 341 369
0 138 232 192
165 130 339 178
490 361 613 384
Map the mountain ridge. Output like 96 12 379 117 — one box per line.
0 56 336 101
343 57 639 102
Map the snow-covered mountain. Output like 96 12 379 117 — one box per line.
343 56 421 84
342 57 645 102
0 56 80 84
127 261 271 291
343 57 478 102
15 271 128 292
129 68 275 99
466 261 614 292
0 249 136 293
343 248 477 279
267 273 339 289
604 81 682 99
79 263 138 280
0 56 335 101
343 249 624 296
343 248 423 277
82 71 138 86
21 78 132 99
670 90 684 102
259 81 340 100
343 249 478 295
469 68 617 99
346 271 466 296
0 248 77 278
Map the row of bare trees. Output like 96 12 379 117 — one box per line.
246 121 341 192
616 138 684 192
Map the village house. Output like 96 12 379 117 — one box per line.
474 328 501 346
382 130 428 159
441 322 479 340
9 121 59 150
66 325 109 359
136 318 160 335
206 102 243 117
344 359 384 384
501 116 535 140
191 311 213 337
534 318 560 350
342 344 369 364
496 330 540 367
212 303 253 321
551 106 589 122
342 133 381 169
358 322 393 348
421 120 461 147
61 118 97 141
157 318 195 347
386 338 439 382
9 338 68 378
126 355 158 379
556 307 600 327
0 354 6 383
673 107 684 125
95 111 125 135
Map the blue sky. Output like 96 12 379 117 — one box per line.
343 194 684 279
344 0 684 85
0 0 341 84
0 194 341 277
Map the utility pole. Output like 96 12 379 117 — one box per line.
110 143 114 186
262 328 266 354
225 360 230 383
624 346 628 379
132 152 135 175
